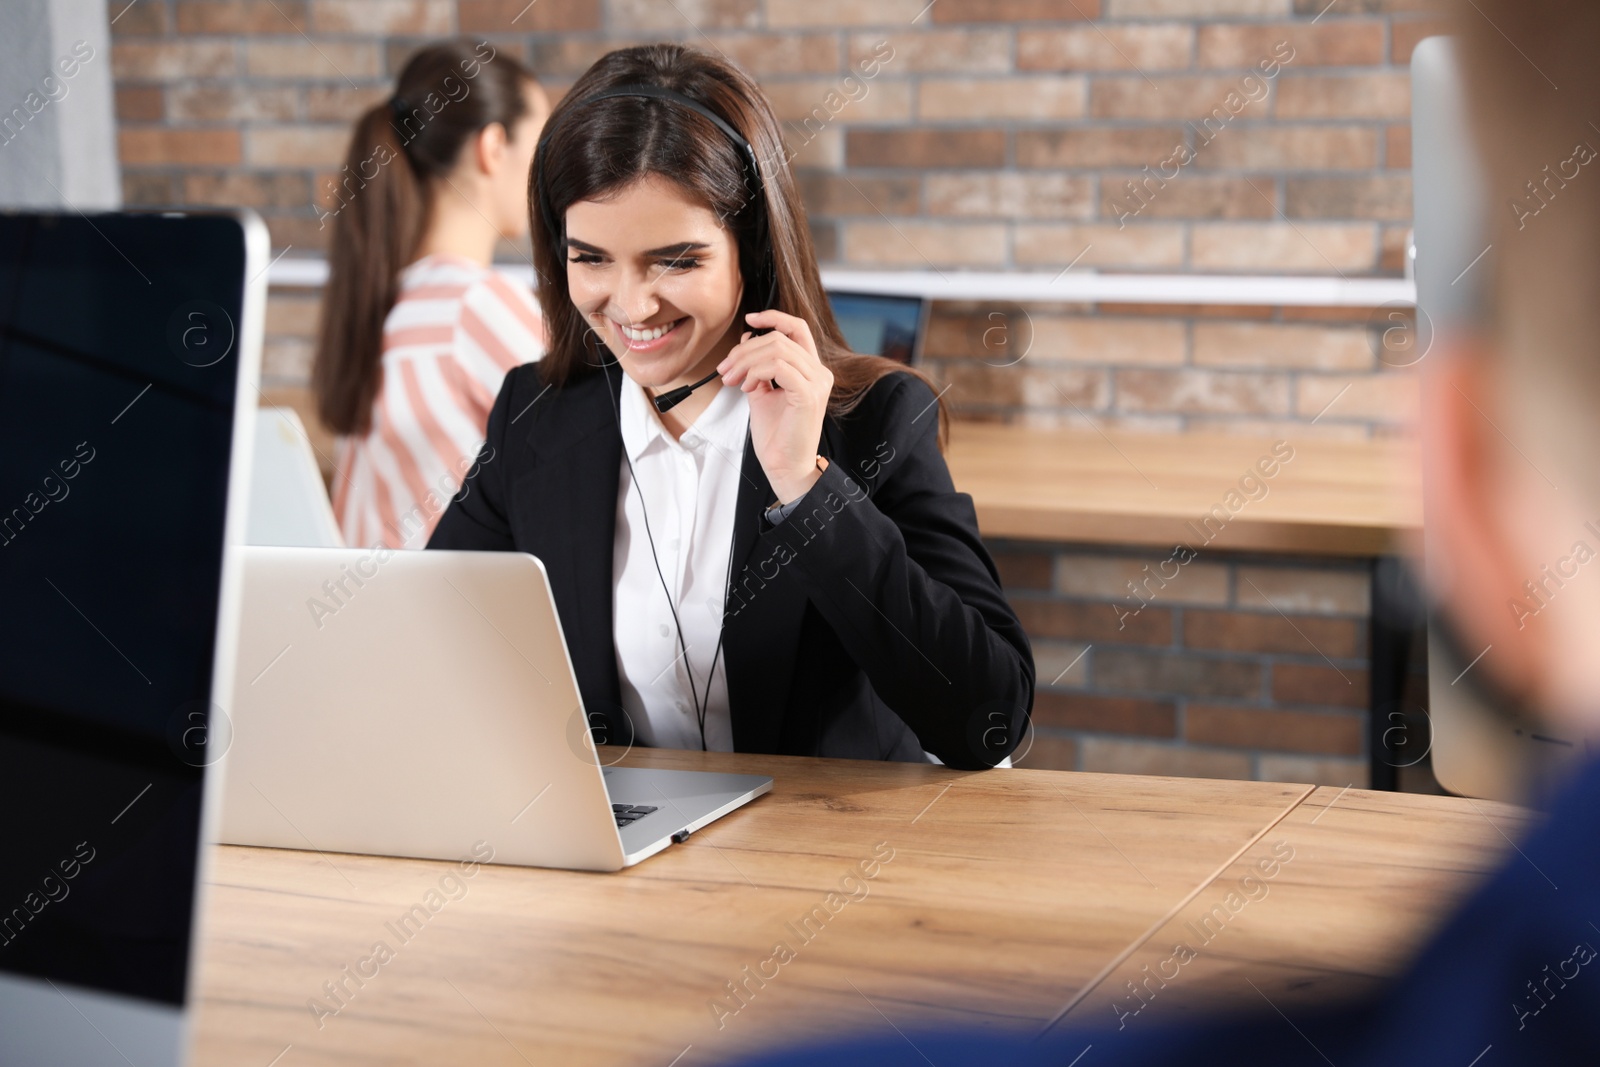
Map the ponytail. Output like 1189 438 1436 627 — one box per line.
313 102 423 436
311 39 539 438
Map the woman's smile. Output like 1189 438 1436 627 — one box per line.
613 315 688 352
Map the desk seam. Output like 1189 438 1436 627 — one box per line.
1035 781 1318 1037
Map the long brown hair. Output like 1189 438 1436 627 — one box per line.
529 43 950 451
313 39 539 437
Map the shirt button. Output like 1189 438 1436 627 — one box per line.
666 537 680 551
683 433 700 447
657 623 670 638
676 701 689 714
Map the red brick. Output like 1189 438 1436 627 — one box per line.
1010 596 1174 646
767 0 924 26
992 549 1053 591
176 1 309 32
1035 692 1178 738
1198 22 1385 68
245 126 350 167
796 173 919 217
186 171 313 209
1115 368 1291 416
1101 175 1275 221
1187 704 1363 756
1259 754 1369 788
846 129 1006 169
1183 608 1364 658
928 173 1095 219
169 85 298 122
1295 372 1418 424
245 41 381 79
932 0 1100 22
1097 303 1275 320
310 0 454 33
850 30 1009 73
935 361 1108 408
606 0 757 30
1193 321 1374 372
1386 124 1412 169
1081 737 1252 781
1276 72 1411 120
1013 224 1185 269
110 0 172 34
304 86 389 123
458 0 599 32
1286 176 1413 220
1018 128 1188 169
1092 75 1274 121
701 33 842 76
1236 565 1370 615
119 128 241 167
841 221 1007 267
1191 223 1377 272
1012 732 1077 772
1271 663 1369 708
920 77 1087 121
122 173 177 206
1018 25 1192 71
112 41 238 80
115 86 164 122
1197 126 1379 171
1094 648 1263 700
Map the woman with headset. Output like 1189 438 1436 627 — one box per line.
428 43 1034 769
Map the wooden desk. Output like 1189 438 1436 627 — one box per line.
189 752 1513 1066
1043 784 1534 1039
944 422 1421 558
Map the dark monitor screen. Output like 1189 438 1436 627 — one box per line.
827 290 926 366
0 212 248 1005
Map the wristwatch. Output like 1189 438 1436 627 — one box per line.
764 454 829 522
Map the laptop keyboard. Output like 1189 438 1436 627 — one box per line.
612 803 658 827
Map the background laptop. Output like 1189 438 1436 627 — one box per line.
826 289 929 366
0 210 265 1065
223 546 771 872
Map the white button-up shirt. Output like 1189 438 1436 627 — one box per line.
612 370 751 751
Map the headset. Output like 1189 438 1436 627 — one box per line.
531 81 780 751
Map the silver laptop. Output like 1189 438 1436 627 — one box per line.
221 546 771 871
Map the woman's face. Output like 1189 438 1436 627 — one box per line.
563 174 746 391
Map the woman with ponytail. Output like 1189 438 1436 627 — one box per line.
314 39 550 550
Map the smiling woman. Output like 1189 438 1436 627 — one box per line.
427 42 1035 769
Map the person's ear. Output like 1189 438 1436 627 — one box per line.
1420 336 1549 710
475 121 508 177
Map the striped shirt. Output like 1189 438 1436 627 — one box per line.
331 253 545 550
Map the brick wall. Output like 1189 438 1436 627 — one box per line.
109 0 1442 429
991 539 1433 788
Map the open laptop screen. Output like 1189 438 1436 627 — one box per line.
827 290 926 366
0 213 247 1005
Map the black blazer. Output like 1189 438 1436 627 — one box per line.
427 360 1035 770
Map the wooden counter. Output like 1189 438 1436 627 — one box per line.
944 422 1421 557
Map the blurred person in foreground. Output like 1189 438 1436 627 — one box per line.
723 1 1600 1063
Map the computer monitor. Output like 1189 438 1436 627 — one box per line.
1411 38 1590 802
0 210 265 1064
826 289 928 366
